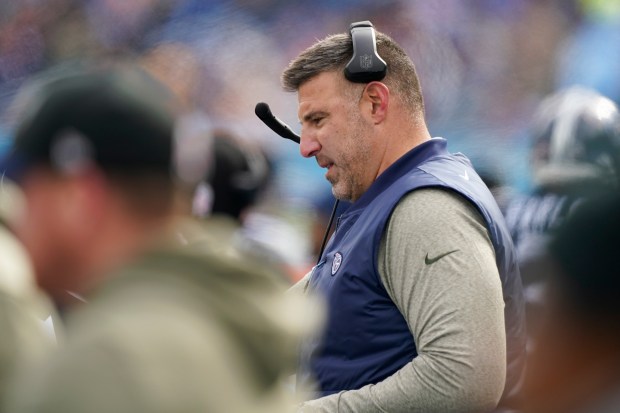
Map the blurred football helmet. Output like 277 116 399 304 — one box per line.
530 86 620 189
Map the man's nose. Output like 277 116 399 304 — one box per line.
300 130 321 158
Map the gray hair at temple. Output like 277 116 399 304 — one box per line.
281 31 425 118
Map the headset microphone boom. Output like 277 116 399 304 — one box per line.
254 102 300 144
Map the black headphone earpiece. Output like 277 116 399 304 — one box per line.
344 21 387 83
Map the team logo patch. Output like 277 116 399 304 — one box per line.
331 252 343 275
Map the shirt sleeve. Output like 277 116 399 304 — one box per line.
298 188 507 413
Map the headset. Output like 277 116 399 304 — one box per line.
255 20 386 261
255 20 387 142
344 21 387 83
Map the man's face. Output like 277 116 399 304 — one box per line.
16 167 115 305
16 170 86 302
298 71 376 202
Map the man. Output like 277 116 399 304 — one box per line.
504 87 620 314
2 64 318 413
284 22 525 412
520 193 620 413
0 64 177 309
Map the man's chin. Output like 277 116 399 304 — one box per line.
331 185 353 202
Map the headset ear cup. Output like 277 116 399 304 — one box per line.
344 21 387 83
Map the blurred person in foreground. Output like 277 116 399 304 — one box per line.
520 193 620 413
2 64 318 413
0 162 57 404
504 87 620 333
283 22 524 412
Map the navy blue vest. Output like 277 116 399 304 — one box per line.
299 138 525 400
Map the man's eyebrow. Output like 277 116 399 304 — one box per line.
301 111 328 124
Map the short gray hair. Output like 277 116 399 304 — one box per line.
281 31 425 116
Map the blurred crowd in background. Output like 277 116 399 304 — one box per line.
1 0 619 278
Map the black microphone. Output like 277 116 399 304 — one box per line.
255 102 300 144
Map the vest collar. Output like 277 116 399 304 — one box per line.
345 138 448 214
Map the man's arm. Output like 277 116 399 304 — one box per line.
299 188 506 413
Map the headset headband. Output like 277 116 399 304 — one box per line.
344 21 387 83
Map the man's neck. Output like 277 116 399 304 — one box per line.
376 115 432 178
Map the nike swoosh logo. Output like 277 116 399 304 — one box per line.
425 249 459 265
458 170 469 180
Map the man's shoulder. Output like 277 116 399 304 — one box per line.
382 187 490 257
174 217 290 284
65 236 317 362
0 225 36 298
393 187 484 222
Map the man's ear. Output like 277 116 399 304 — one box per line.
360 81 389 124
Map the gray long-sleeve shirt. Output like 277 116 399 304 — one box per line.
297 188 507 412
